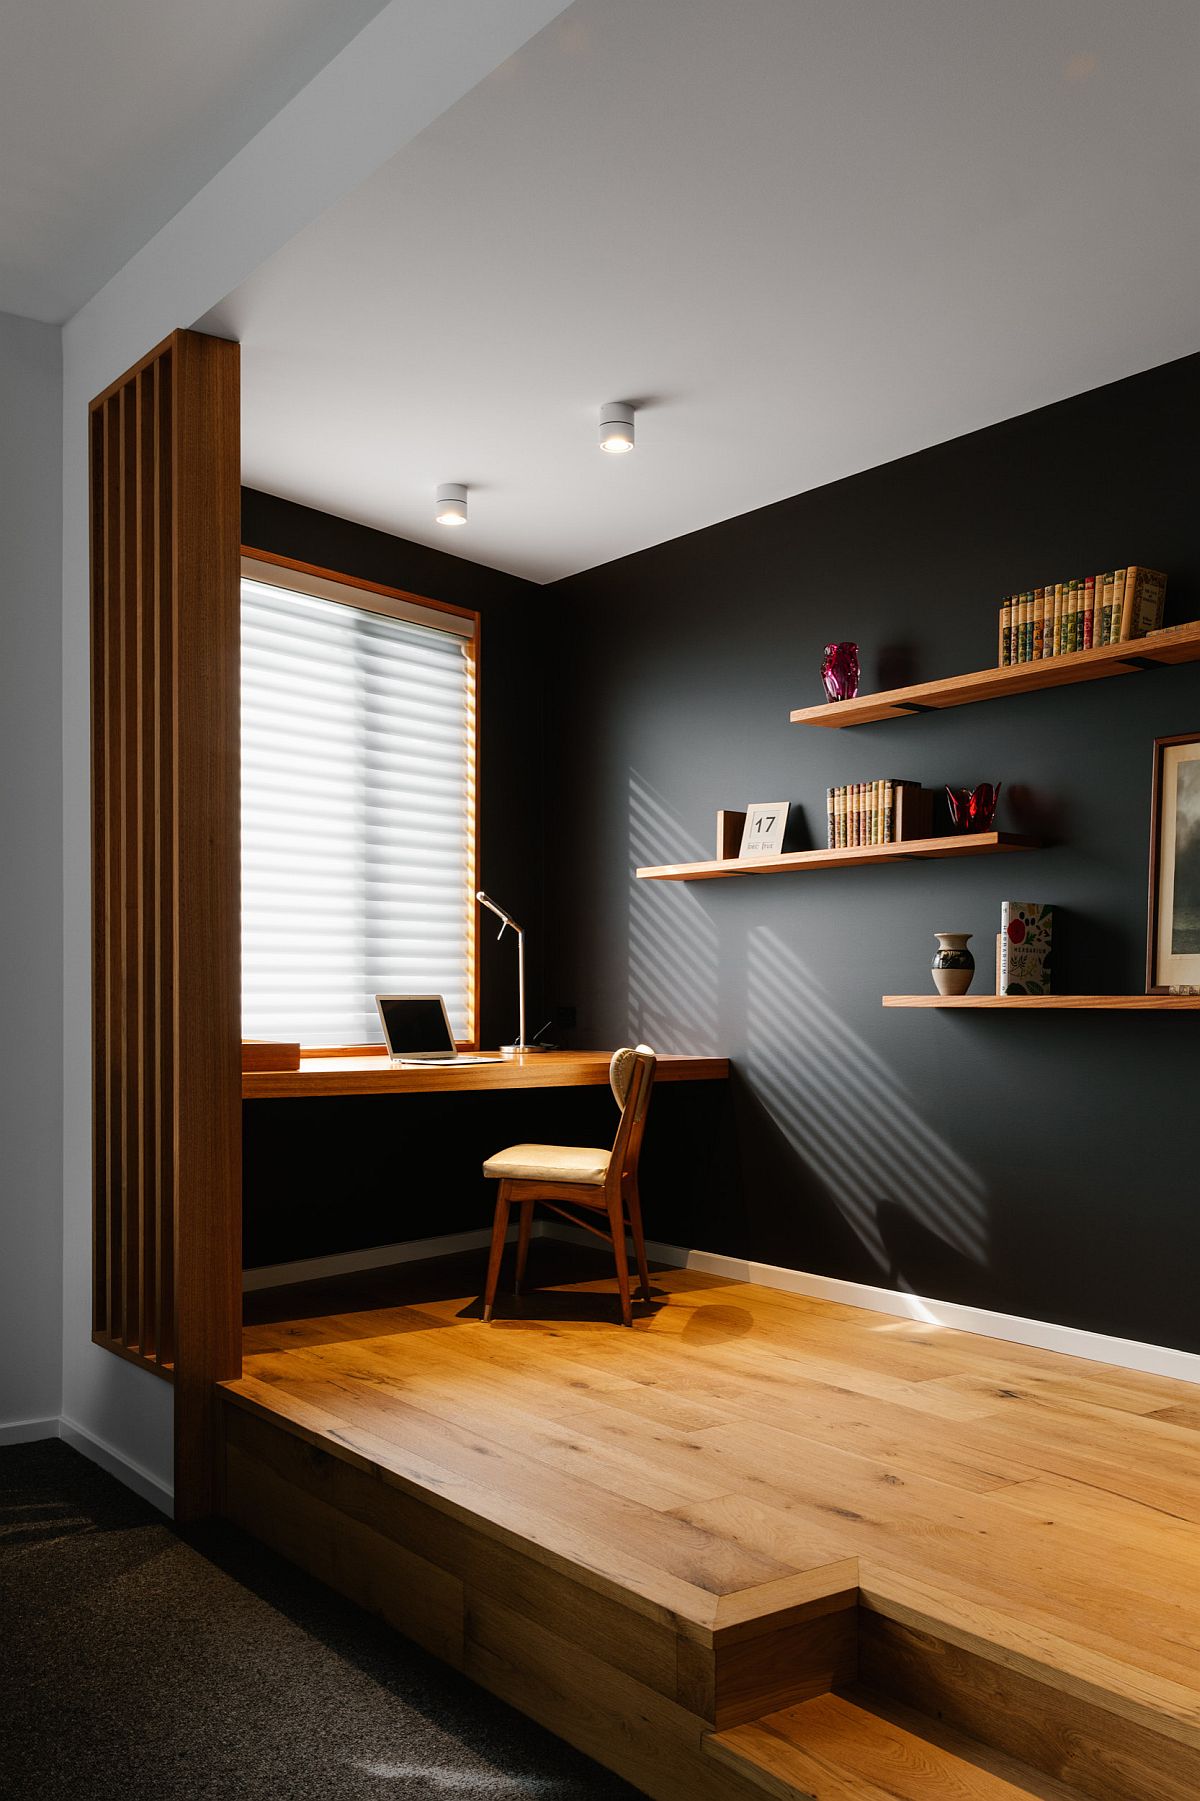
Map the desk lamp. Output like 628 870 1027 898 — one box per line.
476 891 549 1055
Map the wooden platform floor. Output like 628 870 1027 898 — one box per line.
230 1245 1200 1692
224 1246 1200 1797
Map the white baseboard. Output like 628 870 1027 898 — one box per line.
541 1224 1200 1387
59 1416 174 1516
246 1218 1200 1385
243 1225 509 1293
0 1416 60 1447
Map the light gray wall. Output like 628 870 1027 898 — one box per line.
0 311 63 1435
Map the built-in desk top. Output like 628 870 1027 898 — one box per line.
242 1049 729 1100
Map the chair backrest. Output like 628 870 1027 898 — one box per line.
608 1044 656 1184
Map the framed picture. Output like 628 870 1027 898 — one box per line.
1147 733 1200 993
739 801 789 859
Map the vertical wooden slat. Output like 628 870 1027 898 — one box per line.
171 329 242 1517
156 349 175 1369
90 406 109 1336
137 367 157 1359
120 383 141 1350
104 394 124 1345
89 329 240 1511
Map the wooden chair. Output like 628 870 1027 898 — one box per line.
481 1045 657 1328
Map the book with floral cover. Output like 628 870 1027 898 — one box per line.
1000 901 1053 996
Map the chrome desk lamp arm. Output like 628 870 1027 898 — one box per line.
477 890 547 1054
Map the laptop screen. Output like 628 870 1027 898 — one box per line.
376 995 456 1057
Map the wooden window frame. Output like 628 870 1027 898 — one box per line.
240 547 482 1050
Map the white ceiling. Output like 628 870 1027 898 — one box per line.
0 0 392 320
204 0 1200 585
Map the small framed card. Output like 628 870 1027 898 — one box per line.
739 801 789 859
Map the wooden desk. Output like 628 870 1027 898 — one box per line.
242 1050 729 1100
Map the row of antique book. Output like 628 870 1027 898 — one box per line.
826 780 932 848
998 567 1167 665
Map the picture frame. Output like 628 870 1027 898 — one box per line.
739 801 789 859
1147 732 1200 993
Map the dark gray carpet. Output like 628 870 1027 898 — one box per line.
0 1440 639 1801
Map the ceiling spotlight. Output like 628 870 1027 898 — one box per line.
435 483 467 526
599 402 635 454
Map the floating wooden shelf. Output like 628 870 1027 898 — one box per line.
790 621 1200 728
636 831 1043 882
883 993 1200 1010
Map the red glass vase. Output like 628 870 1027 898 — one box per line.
821 642 860 703
945 782 1002 832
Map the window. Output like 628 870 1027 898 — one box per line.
240 555 478 1047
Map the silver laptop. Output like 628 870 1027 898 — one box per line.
375 994 498 1065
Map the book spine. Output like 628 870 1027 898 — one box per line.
999 598 1011 666
835 786 844 849
1069 578 1082 652
1082 574 1095 650
1129 568 1168 638
826 787 835 850
1032 587 1045 660
1106 567 1124 644
1045 579 1059 659
1109 572 1131 644
883 779 894 844
875 778 884 845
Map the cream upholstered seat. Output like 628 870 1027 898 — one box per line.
481 1045 657 1327
482 1143 610 1184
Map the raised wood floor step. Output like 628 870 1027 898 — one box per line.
704 1688 1091 1801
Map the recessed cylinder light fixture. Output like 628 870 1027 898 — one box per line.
435 482 468 526
599 402 635 454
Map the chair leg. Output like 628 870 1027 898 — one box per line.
514 1201 533 1294
627 1183 653 1303
607 1191 634 1328
482 1184 511 1322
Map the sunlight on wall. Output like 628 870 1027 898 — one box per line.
628 772 719 1053
745 925 989 1278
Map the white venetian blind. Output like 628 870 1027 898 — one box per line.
241 571 475 1046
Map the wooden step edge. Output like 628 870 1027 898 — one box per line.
704 1686 1092 1800
858 1564 1200 1751
218 1381 720 1638
710 1561 861 1640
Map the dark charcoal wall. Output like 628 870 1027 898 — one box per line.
543 355 1200 1353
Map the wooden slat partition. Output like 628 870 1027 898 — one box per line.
89 329 241 1516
